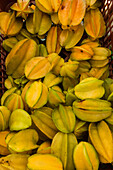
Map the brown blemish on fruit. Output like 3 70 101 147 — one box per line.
61 5 65 10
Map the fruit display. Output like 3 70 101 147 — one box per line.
0 0 113 169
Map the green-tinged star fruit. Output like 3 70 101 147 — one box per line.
60 59 79 79
73 98 112 122
25 81 48 109
74 77 105 99
51 132 78 170
26 6 52 35
103 78 113 99
2 37 18 52
36 44 48 57
62 77 78 91
48 86 65 107
9 109 32 131
52 104 76 133
74 119 89 139
73 141 99 170
1 87 17 106
31 107 58 139
7 129 39 152
105 111 113 125
43 72 62 88
64 88 77 106
4 76 15 90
